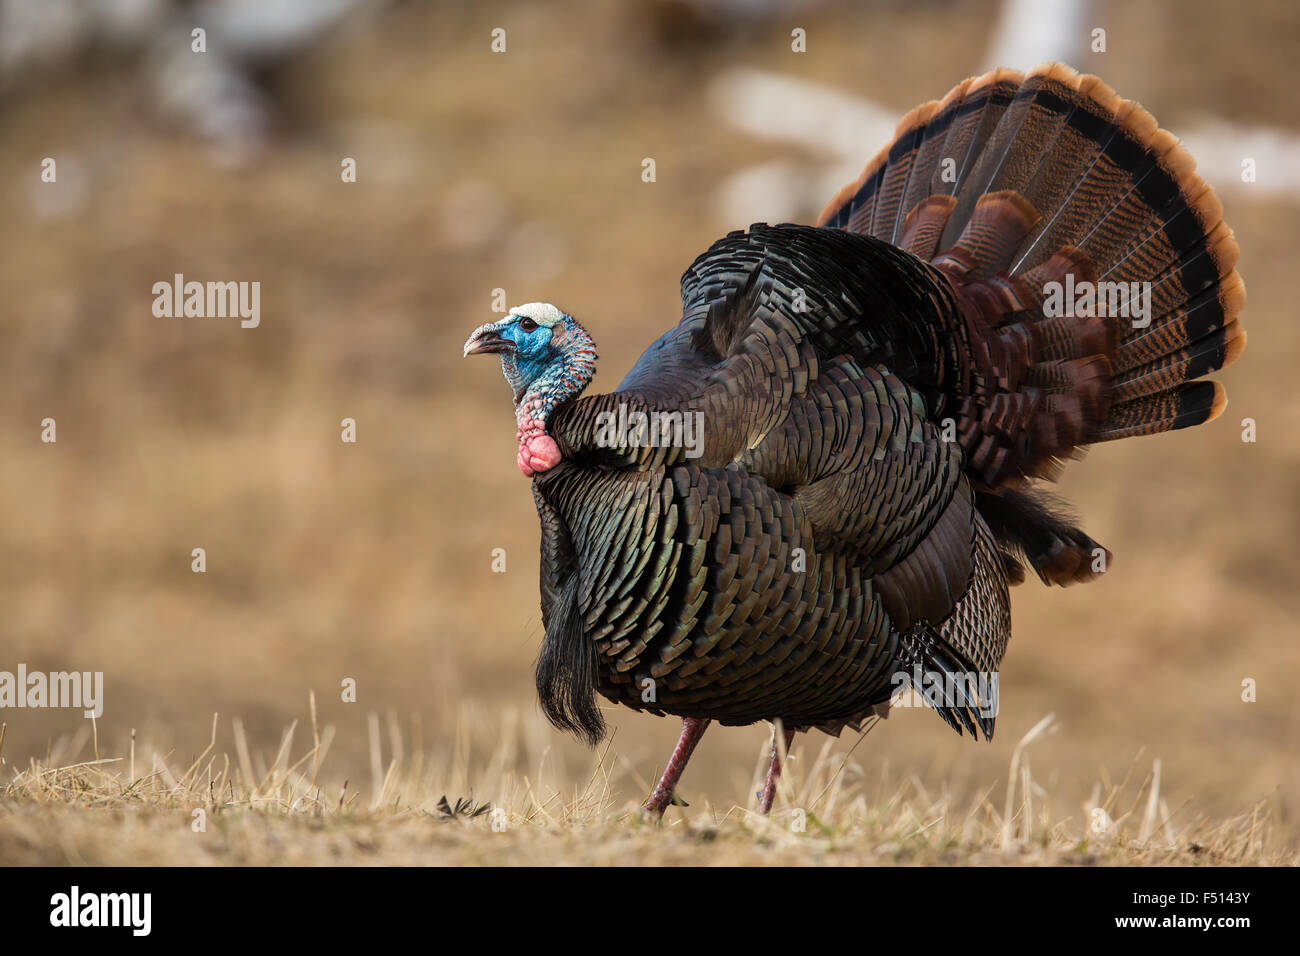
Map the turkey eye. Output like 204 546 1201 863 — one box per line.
518 317 538 333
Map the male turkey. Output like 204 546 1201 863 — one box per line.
463 64 1245 817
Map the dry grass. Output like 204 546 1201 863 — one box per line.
0 702 1289 866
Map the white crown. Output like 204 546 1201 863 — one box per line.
508 302 564 328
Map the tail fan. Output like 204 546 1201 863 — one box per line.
819 63 1245 490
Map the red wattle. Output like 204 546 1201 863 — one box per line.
517 421 562 477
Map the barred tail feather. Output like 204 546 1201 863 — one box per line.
819 63 1244 585
819 62 1244 486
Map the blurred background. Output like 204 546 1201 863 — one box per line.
1 0 1297 835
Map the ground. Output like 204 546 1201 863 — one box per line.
0 705 1289 865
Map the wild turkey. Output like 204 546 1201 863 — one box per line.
463 64 1245 816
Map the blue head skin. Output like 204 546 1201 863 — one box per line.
463 302 597 475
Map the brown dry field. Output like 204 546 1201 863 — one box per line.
0 0 1297 865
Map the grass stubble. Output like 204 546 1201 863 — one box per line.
0 695 1287 867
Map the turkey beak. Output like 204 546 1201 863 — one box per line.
463 326 513 357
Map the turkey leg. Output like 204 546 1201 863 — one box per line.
644 717 710 817
758 725 797 815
